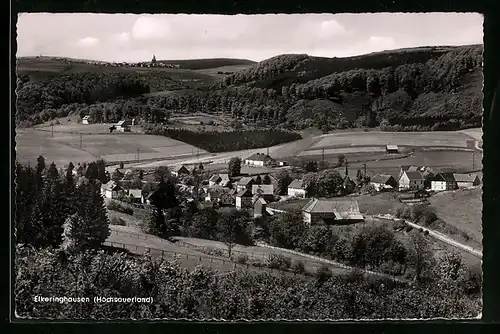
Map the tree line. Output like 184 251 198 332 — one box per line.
146 127 301 153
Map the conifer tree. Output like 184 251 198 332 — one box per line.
35 155 46 191
66 181 110 251
96 159 107 184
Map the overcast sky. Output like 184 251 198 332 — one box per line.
16 13 483 62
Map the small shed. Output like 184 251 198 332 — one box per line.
386 145 399 154
82 115 92 125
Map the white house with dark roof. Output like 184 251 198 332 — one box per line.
431 172 458 191
171 165 190 177
127 189 143 203
115 120 131 132
209 174 222 187
101 181 125 199
244 153 276 167
399 171 425 190
82 115 92 124
453 173 481 188
301 198 364 225
287 179 306 198
370 174 398 191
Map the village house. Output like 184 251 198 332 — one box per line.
287 179 306 198
431 172 458 191
171 165 190 177
398 165 432 180
235 189 253 209
244 153 276 167
370 174 398 192
386 144 399 154
453 173 481 188
236 176 255 192
127 189 143 203
253 197 268 218
209 174 222 187
115 120 132 132
399 171 425 190
301 198 364 225
204 186 225 203
219 190 235 207
101 181 125 199
82 115 92 124
251 184 275 202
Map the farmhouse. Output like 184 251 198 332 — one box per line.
386 145 399 154
431 172 458 191
244 153 276 167
219 191 235 207
370 174 398 192
399 171 425 190
205 187 225 203
301 198 364 225
115 120 131 132
235 189 253 209
172 165 190 177
236 176 255 192
288 179 306 198
209 174 222 187
82 115 92 124
101 181 125 199
127 189 143 203
453 173 481 188
251 184 274 202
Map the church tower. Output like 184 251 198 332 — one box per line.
151 54 156 63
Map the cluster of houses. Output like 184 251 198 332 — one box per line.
82 117 135 132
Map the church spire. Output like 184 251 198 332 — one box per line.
152 54 156 63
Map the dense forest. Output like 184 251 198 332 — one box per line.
146 127 301 152
16 45 483 132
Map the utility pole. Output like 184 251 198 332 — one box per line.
197 147 200 160
322 148 325 165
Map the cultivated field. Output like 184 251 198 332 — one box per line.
194 64 255 76
16 126 207 167
460 128 483 142
312 131 474 149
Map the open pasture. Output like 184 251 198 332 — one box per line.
312 131 472 149
16 127 207 167
194 64 255 76
460 128 483 142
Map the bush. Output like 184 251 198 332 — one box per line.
107 200 134 216
379 260 405 276
460 231 470 241
316 264 333 282
291 260 305 274
404 225 413 233
237 254 249 264
424 230 430 236
265 254 292 270
110 216 126 226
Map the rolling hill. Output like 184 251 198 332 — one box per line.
16 45 483 133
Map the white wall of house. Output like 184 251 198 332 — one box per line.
288 188 306 197
82 119 89 124
235 196 242 209
398 174 410 190
302 212 312 224
457 181 473 188
431 181 446 191
245 159 264 167
370 182 384 192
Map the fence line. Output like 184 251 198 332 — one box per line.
103 240 302 277
372 214 483 258
255 242 409 284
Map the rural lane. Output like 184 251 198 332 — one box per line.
373 214 483 259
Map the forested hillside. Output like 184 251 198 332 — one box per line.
16 45 483 132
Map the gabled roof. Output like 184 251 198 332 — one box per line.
453 173 479 183
228 188 237 196
128 189 142 198
245 153 275 162
236 189 253 197
237 176 254 186
288 179 303 189
174 165 189 173
101 181 122 191
404 171 424 181
253 196 267 205
252 184 274 195
433 172 456 183
302 198 362 219
370 174 395 184
219 173 230 181
209 174 222 183
82 115 90 119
